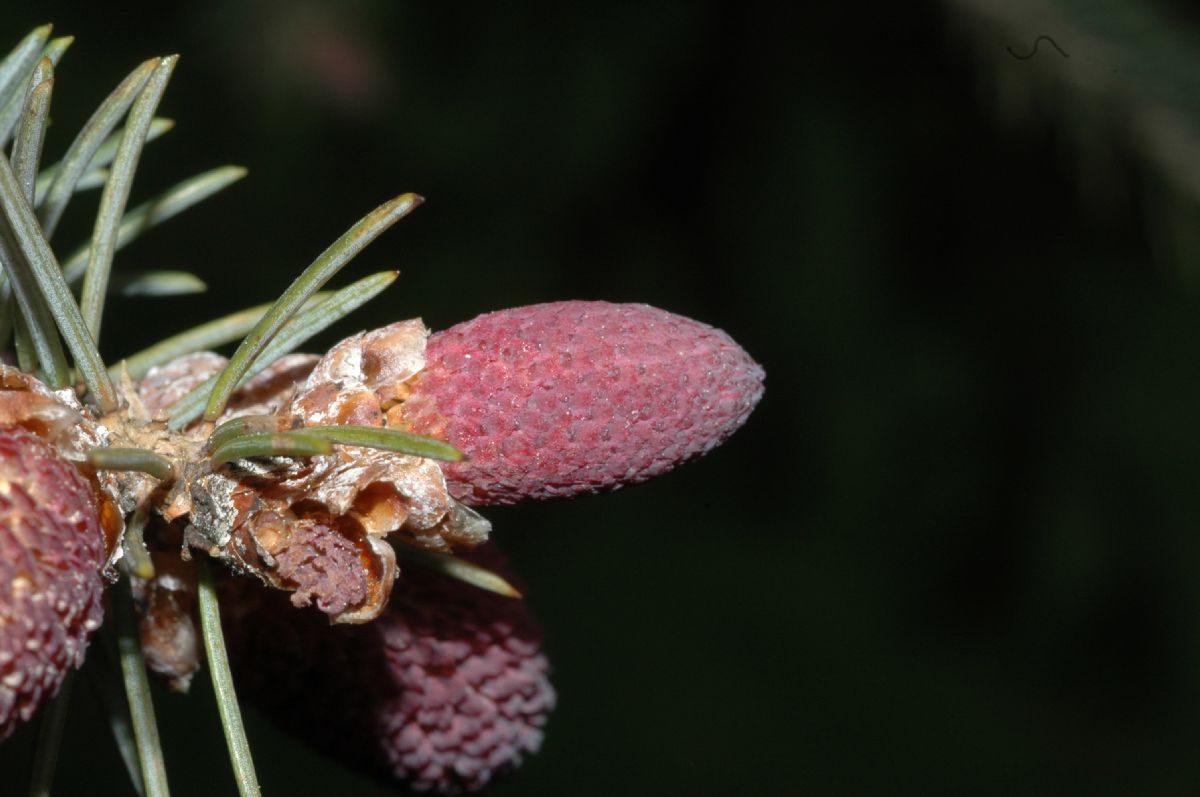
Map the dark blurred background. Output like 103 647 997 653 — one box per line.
6 0 1200 794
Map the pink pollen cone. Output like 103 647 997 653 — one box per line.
401 300 764 505
224 543 554 792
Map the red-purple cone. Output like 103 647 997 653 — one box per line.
225 544 554 792
402 301 764 505
0 425 106 741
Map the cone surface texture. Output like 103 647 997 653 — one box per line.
226 544 554 792
0 426 105 740
403 301 764 505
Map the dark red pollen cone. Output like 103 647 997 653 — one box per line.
0 425 106 741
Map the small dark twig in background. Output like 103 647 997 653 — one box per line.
1007 35 1070 60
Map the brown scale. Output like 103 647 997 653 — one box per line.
132 320 488 626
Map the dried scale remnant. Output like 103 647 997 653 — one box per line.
0 424 108 740
224 543 554 793
282 319 488 556
0 367 118 505
125 353 386 624
399 301 766 506
291 319 427 429
133 327 488 624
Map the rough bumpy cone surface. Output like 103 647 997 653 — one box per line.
0 426 106 741
225 544 554 792
402 301 764 505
